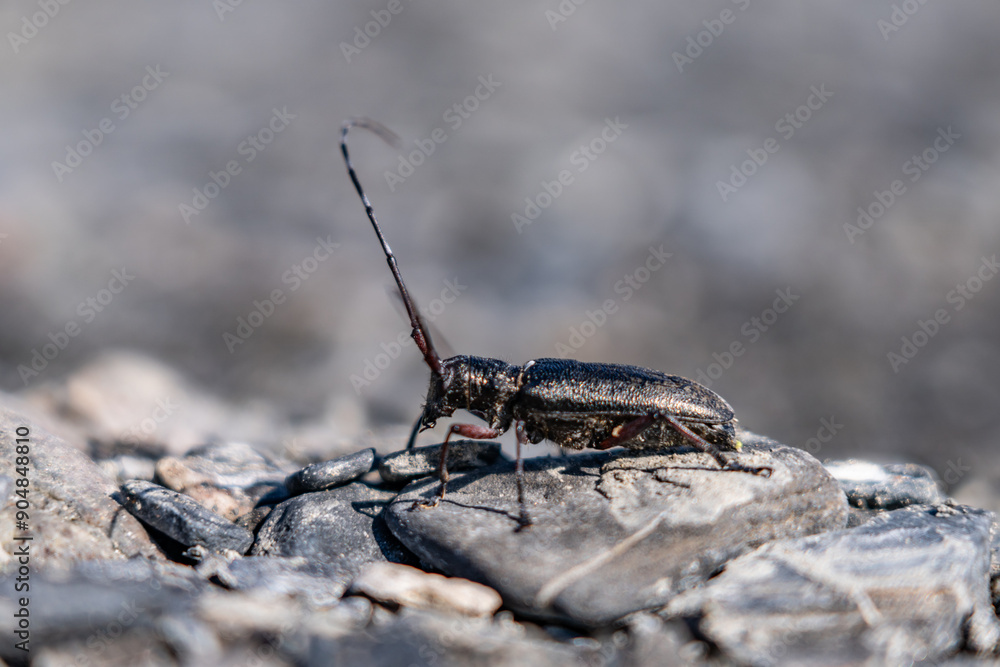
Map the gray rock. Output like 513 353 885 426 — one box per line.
308 607 608 667
155 440 293 520
667 503 1000 666
379 440 505 484
825 459 945 509
285 448 375 495
252 482 418 576
121 480 255 554
0 404 162 568
385 432 848 627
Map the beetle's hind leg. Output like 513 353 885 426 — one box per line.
658 413 771 477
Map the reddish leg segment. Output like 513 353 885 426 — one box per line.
417 422 502 507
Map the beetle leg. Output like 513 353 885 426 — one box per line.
659 413 771 477
405 413 423 450
514 422 532 530
413 422 502 510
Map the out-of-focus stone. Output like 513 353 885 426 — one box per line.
0 404 162 568
349 562 503 617
155 441 292 520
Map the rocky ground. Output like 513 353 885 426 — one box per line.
1 355 999 666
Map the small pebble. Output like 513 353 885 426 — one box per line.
350 562 503 617
121 480 255 554
284 448 375 495
378 440 504 484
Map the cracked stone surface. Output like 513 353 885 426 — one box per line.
0 405 163 568
385 432 849 627
667 503 1000 666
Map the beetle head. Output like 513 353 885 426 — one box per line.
419 355 520 432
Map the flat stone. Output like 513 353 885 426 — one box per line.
667 503 1000 665
285 448 375 495
0 404 162 568
378 440 505 484
385 432 848 627
121 480 254 554
825 459 945 509
155 441 293 520
350 562 503 617
251 482 418 576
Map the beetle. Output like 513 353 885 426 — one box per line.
341 118 770 528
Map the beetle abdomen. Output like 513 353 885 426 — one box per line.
515 358 734 424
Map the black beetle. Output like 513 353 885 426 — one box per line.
341 118 769 528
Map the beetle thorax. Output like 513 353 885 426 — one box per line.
422 355 521 431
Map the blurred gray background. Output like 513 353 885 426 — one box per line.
2 1 999 495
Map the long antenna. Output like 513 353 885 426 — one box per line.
341 118 443 377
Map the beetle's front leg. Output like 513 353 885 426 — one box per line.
413 423 503 510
